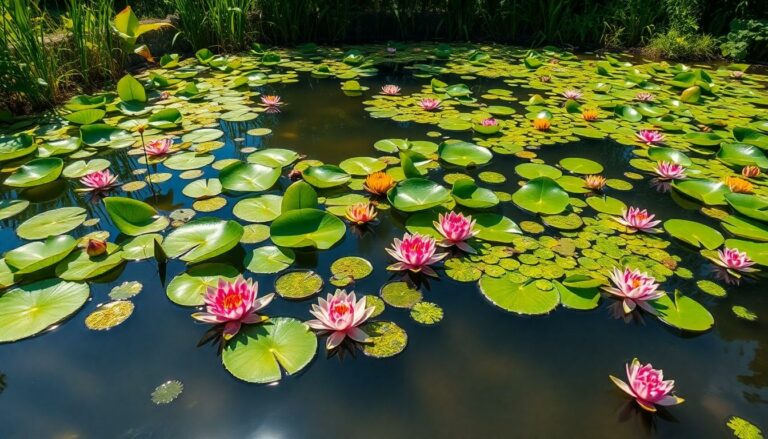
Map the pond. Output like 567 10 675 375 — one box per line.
0 44 767 438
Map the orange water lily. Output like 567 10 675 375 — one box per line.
584 175 606 190
533 118 551 131
725 176 753 194
582 109 599 122
364 171 395 196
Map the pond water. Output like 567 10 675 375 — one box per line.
0 45 767 438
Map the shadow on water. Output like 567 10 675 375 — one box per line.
0 65 766 438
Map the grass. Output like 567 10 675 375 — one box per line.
644 29 718 60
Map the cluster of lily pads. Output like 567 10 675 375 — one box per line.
0 43 766 413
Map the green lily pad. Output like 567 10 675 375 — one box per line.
247 149 299 168
361 321 408 358
512 177 570 214
218 161 281 192
104 197 169 236
685 132 723 146
119 234 164 261
275 270 323 299
410 302 443 325
559 157 604 175
716 143 768 168
725 193 768 222
302 165 351 188
233 195 283 223
0 133 36 162
388 178 451 212
5 235 77 275
438 141 492 167
4 158 63 187
0 200 29 220
696 280 726 297
0 279 89 342
17 207 87 240
663 219 724 249
80 124 133 147
652 292 714 332
330 256 373 282
245 246 295 274
725 239 768 266
474 213 522 243
339 157 386 175
222 317 317 383
479 274 560 315
554 279 600 310
452 179 499 208
62 159 111 178
721 215 768 242
166 263 239 306
270 208 346 249
181 128 224 143
380 281 422 308
586 196 627 215
672 179 729 205
55 244 125 281
182 179 222 199
515 163 562 180
63 108 105 125
648 146 693 166
163 152 215 171
282 181 318 211
163 218 243 263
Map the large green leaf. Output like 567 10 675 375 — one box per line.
554 278 600 310
663 219 724 249
62 159 111 178
55 244 125 281
245 246 296 274
17 207 86 240
648 146 692 166
63 109 106 125
652 292 714 332
512 177 570 214
451 179 499 208
104 197 169 236
387 178 451 212
0 279 89 342
163 152 214 170
0 133 36 162
270 208 345 249
247 149 299 168
282 181 318 211
148 108 182 129
222 317 317 384
163 218 243 263
339 157 386 175
302 165 351 188
479 274 560 315
166 263 239 306
182 178 222 199
672 179 729 205
473 213 522 243
219 161 280 192
725 193 768 222
515 163 562 180
721 215 768 242
3 158 63 187
80 124 133 147
559 157 604 174
717 143 768 168
117 74 147 103
438 141 492 167
233 195 283 222
38 137 82 157
0 200 29 220
5 235 77 275
733 127 768 149
725 239 768 266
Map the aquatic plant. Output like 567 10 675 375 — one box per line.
380 85 401 95
562 89 583 101
79 169 118 192
584 175 606 191
145 138 173 157
192 276 274 340
635 92 655 102
741 166 760 178
582 109 599 122
434 212 478 253
603 267 664 314
307 290 375 350
345 202 377 225
711 247 756 273
654 162 686 180
386 233 447 277
364 171 395 196
636 130 665 145
533 118 551 131
418 98 441 111
260 95 283 107
725 176 753 194
616 207 661 232
84 238 107 257
609 358 684 412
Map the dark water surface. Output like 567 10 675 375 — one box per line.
0 69 766 438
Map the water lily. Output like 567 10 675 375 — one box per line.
711 247 756 273
742 165 761 178
635 130 664 145
584 175 606 191
434 211 477 253
307 290 375 350
480 117 498 127
260 95 282 107
582 109 599 122
654 161 686 180
616 207 661 232
730 70 744 79
419 98 441 111
387 46 397 55
635 92 655 102
345 202 377 225
533 118 551 131
85 238 107 257
726 176 753 194
381 84 401 95
609 358 684 412
562 89 583 100
145 138 172 157
80 169 118 192
539 75 551 83
386 233 447 277
603 267 664 314
158 91 170 101
364 171 395 196
192 276 274 340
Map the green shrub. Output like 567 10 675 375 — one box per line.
720 19 768 61
645 29 718 59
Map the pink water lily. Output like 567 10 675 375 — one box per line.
730 70 744 79
562 89 583 100
345 202 377 225
192 276 274 340
260 95 282 107
387 47 397 55
307 289 375 350
381 84 401 95
434 212 478 253
610 358 684 412
480 117 498 127
603 267 665 314
616 207 661 232
636 129 665 145
80 169 118 192
654 161 686 180
419 98 441 111
635 92 655 102
713 247 756 273
145 138 172 157
386 233 447 277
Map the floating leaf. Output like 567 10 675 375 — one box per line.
380 281 422 308
727 416 763 439
219 161 280 192
247 149 299 168
652 293 714 332
559 157 604 174
4 158 63 187
438 141 492 167
388 178 451 212
55 244 125 281
233 195 282 223
166 263 239 306
109 281 143 300
663 219 724 249
410 302 443 325
451 179 499 208
5 235 77 275
151 380 183 405
182 178 222 199
17 207 86 240
270 208 345 249
163 218 243 263
275 270 323 299
302 165 351 188
725 194 768 223
672 179 729 205
732 305 757 321
245 246 295 274
361 321 408 358
84 300 134 330
339 157 386 175
512 177 570 214
330 256 373 282
104 197 169 236
479 274 559 315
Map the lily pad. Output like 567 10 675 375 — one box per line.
717 143 768 168
380 281 422 308
339 157 386 175
512 177 570 214
438 141 492 167
222 317 317 384
245 246 296 274
104 197 169 236
473 213 522 243
559 157 604 175
302 165 351 188
387 178 451 212
55 244 125 281
166 263 239 306
672 179 729 205
17 207 86 240
663 219 724 249
410 302 443 325
274 270 323 299
163 218 243 263
270 208 346 249
652 292 714 332
5 235 77 275
233 195 283 223
4 158 63 187
0 200 29 220
479 274 560 315
84 300 134 330
0 133 36 162
452 179 499 208
554 279 600 310
725 193 768 223
247 149 299 168
219 161 281 192
361 321 408 358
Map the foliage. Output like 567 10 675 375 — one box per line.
720 19 768 61
645 29 718 60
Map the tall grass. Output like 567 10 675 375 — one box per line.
66 0 122 88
